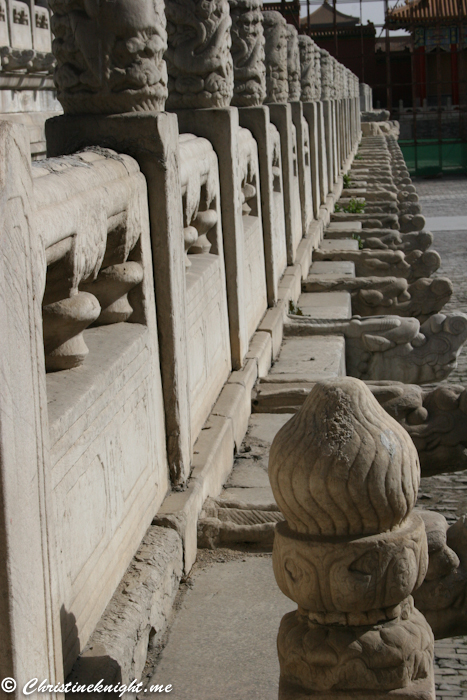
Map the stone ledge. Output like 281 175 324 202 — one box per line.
67 526 183 688
246 331 273 378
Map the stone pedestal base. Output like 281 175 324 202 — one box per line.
277 605 435 700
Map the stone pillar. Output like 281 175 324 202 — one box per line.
297 35 314 103
50 0 168 114
263 10 302 263
298 35 320 220
47 0 192 485
286 24 300 103
230 0 266 107
230 0 287 305
167 0 269 366
320 49 335 194
165 0 233 109
0 120 63 697
287 25 313 235
269 377 435 700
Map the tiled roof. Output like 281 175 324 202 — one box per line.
387 0 467 26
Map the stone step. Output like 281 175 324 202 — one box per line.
327 220 362 234
296 291 352 320
260 335 346 385
319 238 360 252
306 260 355 281
252 382 310 414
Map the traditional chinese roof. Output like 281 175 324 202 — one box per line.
300 0 359 28
387 0 467 28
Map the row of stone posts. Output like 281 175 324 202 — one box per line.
0 1 362 695
46 0 360 491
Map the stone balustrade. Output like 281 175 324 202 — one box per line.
0 0 363 692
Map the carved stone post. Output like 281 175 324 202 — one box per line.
50 0 168 114
263 10 302 262
286 25 300 103
47 0 192 485
286 24 313 235
165 0 234 109
269 377 435 700
263 10 288 105
230 0 287 305
299 35 320 219
297 35 314 103
320 48 335 193
229 0 266 107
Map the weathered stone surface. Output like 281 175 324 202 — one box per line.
286 25 300 102
297 35 314 102
230 0 266 107
414 512 467 640
68 526 182 686
263 10 288 104
303 274 453 322
285 313 467 384
314 247 441 282
368 381 467 477
269 378 434 698
165 0 233 109
49 0 168 114
269 378 421 536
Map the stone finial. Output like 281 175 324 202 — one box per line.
269 377 435 699
165 0 234 109
262 11 288 104
270 377 420 536
229 0 266 107
285 25 300 102
49 0 168 115
297 35 314 102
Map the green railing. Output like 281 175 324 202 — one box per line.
399 139 467 177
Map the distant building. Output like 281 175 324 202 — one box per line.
387 0 466 108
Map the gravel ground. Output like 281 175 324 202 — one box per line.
413 174 467 698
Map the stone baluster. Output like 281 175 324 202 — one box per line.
165 0 233 109
285 25 300 103
269 376 435 699
229 0 266 107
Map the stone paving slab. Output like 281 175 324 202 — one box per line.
320 238 360 251
306 260 356 279
264 336 346 383
298 291 352 319
144 556 294 700
425 216 467 231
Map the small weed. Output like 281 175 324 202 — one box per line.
343 173 351 189
352 233 364 249
355 154 363 160
335 198 366 215
289 300 303 316
345 197 366 214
